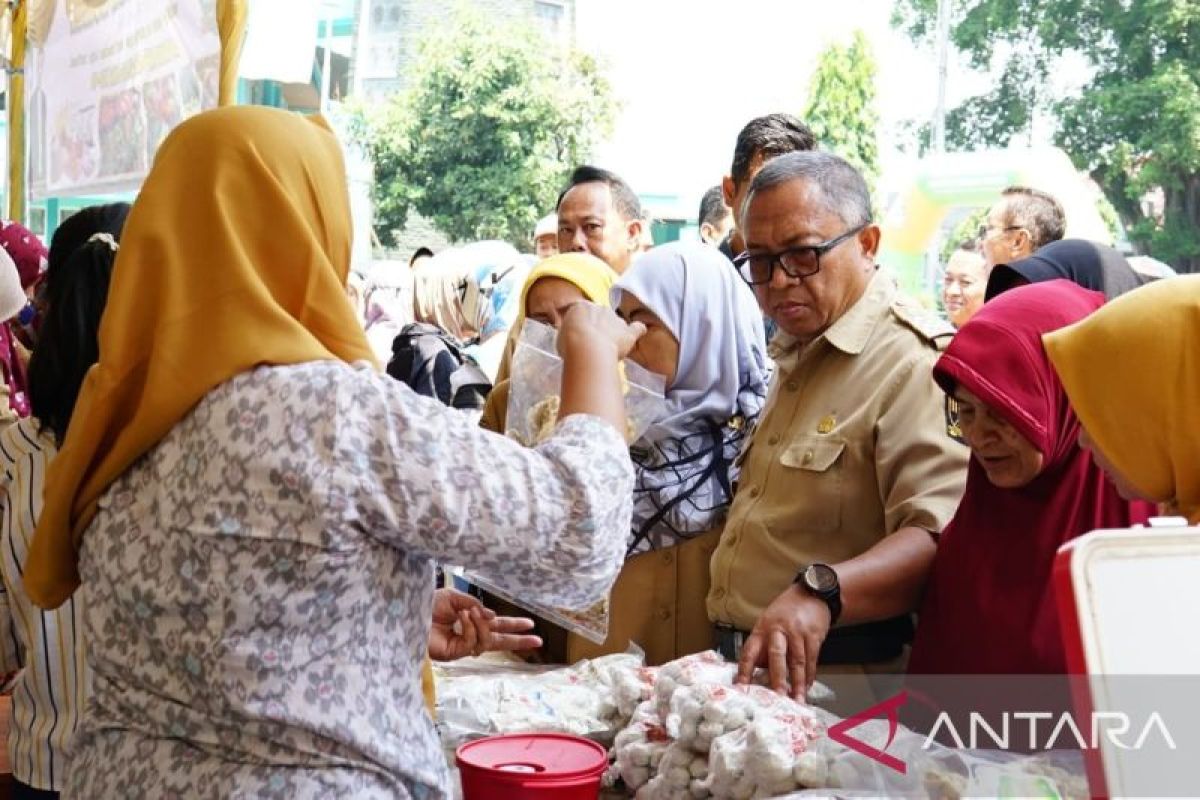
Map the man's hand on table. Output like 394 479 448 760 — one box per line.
734 584 831 701
428 588 543 662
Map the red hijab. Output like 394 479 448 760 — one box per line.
909 281 1154 675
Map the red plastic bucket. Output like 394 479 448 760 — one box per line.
456 733 608 800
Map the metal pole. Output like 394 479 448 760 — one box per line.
932 0 952 153
351 0 371 98
319 8 334 111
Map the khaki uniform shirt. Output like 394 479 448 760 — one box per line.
707 268 968 631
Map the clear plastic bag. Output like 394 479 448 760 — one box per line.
790 708 1090 799
914 747 1089 800
433 649 646 754
503 319 667 448
471 319 668 644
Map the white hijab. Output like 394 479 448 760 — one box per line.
613 241 770 552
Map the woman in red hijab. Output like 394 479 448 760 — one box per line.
908 280 1154 676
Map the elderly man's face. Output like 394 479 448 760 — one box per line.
742 178 878 343
980 200 1034 269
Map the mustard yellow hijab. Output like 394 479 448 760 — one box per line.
493 252 618 385
1044 274 1200 523
26 106 377 608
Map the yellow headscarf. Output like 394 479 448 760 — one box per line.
26 106 377 609
1044 274 1200 523
493 252 618 385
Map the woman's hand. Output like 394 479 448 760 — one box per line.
428 588 542 662
556 304 645 433
557 303 646 361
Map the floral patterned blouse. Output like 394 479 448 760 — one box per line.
65 362 633 799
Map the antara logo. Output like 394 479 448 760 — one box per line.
827 691 909 774
925 710 1179 752
827 692 1178 775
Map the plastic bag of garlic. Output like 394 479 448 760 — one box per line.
606 651 828 798
604 652 1090 799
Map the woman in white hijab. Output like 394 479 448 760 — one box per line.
549 241 771 665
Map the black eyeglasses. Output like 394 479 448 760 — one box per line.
977 224 1023 242
733 224 867 286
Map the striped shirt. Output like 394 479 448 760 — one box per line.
0 417 88 791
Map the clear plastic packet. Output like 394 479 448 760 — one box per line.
503 319 667 447
470 319 668 644
433 650 645 754
914 747 1090 800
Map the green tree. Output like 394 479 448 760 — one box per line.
354 8 617 247
803 31 881 186
941 208 987 263
892 0 1200 272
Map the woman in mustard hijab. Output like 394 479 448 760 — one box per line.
1045 275 1200 523
479 253 617 432
25 107 644 798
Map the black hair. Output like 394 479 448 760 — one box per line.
29 210 125 445
556 165 643 222
999 186 1067 249
48 203 130 275
698 185 730 229
409 246 434 265
730 114 817 188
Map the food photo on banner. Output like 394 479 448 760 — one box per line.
25 0 220 200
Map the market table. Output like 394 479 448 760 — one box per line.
434 650 1093 799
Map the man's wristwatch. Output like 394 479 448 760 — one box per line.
795 563 842 625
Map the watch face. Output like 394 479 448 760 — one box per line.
806 564 838 592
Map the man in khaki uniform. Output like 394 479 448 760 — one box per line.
707 151 968 701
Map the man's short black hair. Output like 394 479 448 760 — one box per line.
999 186 1067 249
730 114 817 187
698 185 729 229
556 165 643 222
409 246 433 266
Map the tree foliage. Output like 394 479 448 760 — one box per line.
941 208 987 264
803 31 881 186
353 9 617 247
892 0 1200 271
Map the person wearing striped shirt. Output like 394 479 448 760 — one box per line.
0 205 126 799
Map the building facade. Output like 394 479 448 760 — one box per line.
355 0 576 100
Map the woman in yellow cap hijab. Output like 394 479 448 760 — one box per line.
1045 275 1200 523
480 252 617 431
28 106 643 798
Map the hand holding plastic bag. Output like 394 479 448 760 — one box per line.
505 318 667 448
470 319 668 644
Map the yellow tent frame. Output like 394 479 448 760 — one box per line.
5 0 248 223
8 1 27 222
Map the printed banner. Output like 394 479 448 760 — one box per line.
27 0 220 200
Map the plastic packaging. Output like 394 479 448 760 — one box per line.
470 319 667 644
434 651 644 753
652 651 739 719
504 318 667 448
602 652 830 798
608 699 673 794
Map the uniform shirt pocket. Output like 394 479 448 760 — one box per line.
771 436 846 536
